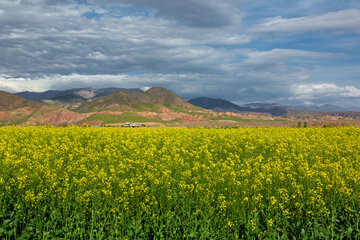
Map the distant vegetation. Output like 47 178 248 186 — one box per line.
210 115 287 122
83 113 166 124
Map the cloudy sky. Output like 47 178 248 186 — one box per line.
1 0 360 109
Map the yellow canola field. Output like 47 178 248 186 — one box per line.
0 126 360 239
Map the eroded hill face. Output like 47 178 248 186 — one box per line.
0 92 88 126
0 91 44 111
27 105 89 126
0 91 46 125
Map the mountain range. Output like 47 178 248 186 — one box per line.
294 104 350 112
188 97 358 116
15 88 143 106
188 97 252 113
189 97 294 116
1 87 359 126
14 88 353 114
1 87 213 126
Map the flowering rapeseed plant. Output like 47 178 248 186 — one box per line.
0 126 359 239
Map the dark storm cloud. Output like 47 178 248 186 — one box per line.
0 0 248 77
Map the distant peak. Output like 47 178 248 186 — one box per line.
145 87 187 105
145 86 170 93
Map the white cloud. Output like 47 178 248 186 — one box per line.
292 83 360 100
250 9 360 34
0 73 208 93
208 34 251 45
241 49 344 64
0 0 250 78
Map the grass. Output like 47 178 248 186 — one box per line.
209 115 286 122
84 113 166 124
132 104 162 113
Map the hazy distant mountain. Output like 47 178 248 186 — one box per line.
252 105 295 116
295 104 349 112
189 98 294 116
241 103 294 116
242 103 279 109
190 97 359 116
15 88 143 105
188 97 252 113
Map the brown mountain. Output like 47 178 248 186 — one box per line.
7 87 350 126
146 87 188 106
76 87 198 113
0 90 44 111
71 87 217 125
1 88 208 125
15 87 143 106
0 91 90 126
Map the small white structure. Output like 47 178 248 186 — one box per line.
122 122 145 128
122 122 132 127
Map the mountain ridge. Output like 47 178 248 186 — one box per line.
76 87 198 113
15 87 143 105
0 90 44 111
189 97 252 113
188 97 295 116
2 87 360 126
294 104 350 112
188 97 360 117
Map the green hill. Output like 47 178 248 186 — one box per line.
76 87 198 113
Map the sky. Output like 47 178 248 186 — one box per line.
0 0 360 109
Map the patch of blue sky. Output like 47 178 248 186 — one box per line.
285 58 347 68
242 0 360 25
204 44 245 50
74 0 88 4
246 32 360 55
307 63 360 87
126 71 148 76
242 1 315 25
107 7 154 18
83 10 104 20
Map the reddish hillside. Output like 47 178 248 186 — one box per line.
0 90 44 111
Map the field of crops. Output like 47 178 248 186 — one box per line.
1 126 360 239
